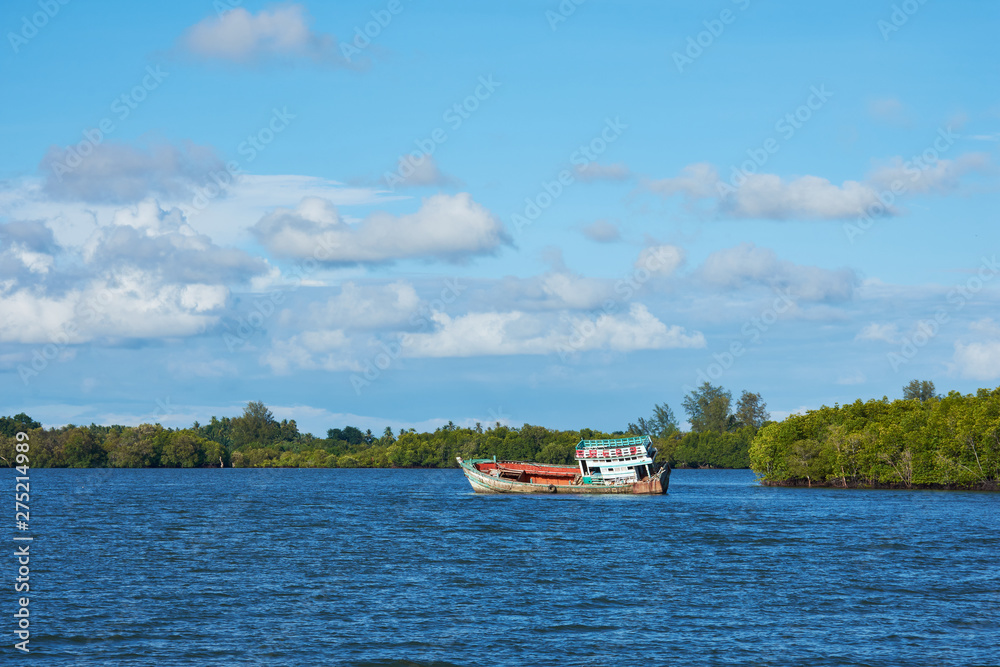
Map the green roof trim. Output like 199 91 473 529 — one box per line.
575 435 652 450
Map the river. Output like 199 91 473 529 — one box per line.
19 468 1000 665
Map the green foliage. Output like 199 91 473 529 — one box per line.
683 383 733 433
903 379 938 402
327 426 364 445
628 403 679 439
750 389 1000 489
0 413 41 437
734 391 770 430
670 429 753 468
64 427 106 468
160 430 220 468
0 392 769 471
231 401 281 449
106 424 163 468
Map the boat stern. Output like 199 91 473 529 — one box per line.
633 463 670 494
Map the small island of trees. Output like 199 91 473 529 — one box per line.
750 381 999 491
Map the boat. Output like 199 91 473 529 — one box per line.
456 435 669 494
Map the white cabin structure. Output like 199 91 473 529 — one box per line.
575 435 658 486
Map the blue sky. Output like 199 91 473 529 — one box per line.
1 0 998 436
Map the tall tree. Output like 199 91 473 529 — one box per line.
903 380 937 402
735 391 770 430
328 426 365 445
231 401 280 448
628 403 679 438
682 382 733 433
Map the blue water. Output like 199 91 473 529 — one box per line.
11 468 1000 665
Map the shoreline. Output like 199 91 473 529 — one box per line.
760 478 999 492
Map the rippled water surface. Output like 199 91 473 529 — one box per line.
17 468 1000 665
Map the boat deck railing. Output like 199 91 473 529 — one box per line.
576 435 651 449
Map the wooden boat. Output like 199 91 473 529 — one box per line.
457 435 669 494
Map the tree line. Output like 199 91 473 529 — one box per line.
627 383 770 468
0 384 769 470
749 381 999 490
0 406 618 470
7 380 995 489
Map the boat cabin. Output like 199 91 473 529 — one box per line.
575 435 657 486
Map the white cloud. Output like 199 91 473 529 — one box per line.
537 272 614 310
304 281 421 330
488 246 681 314
729 174 882 219
0 174 395 251
179 4 351 67
969 318 1000 336
836 370 867 385
39 141 223 203
251 193 509 264
492 268 614 312
644 162 720 198
867 153 991 195
567 303 705 354
581 219 621 243
0 220 59 285
645 162 884 220
0 268 227 344
646 152 991 222
402 304 704 358
262 331 359 374
83 200 268 285
698 243 857 302
574 162 631 182
856 323 900 343
953 341 1000 380
6 244 54 275
636 244 685 277
384 154 456 189
167 358 238 379
868 97 909 126
954 318 1000 380
0 200 266 345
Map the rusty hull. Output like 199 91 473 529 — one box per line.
457 457 669 495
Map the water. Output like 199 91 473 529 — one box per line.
12 468 1000 665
